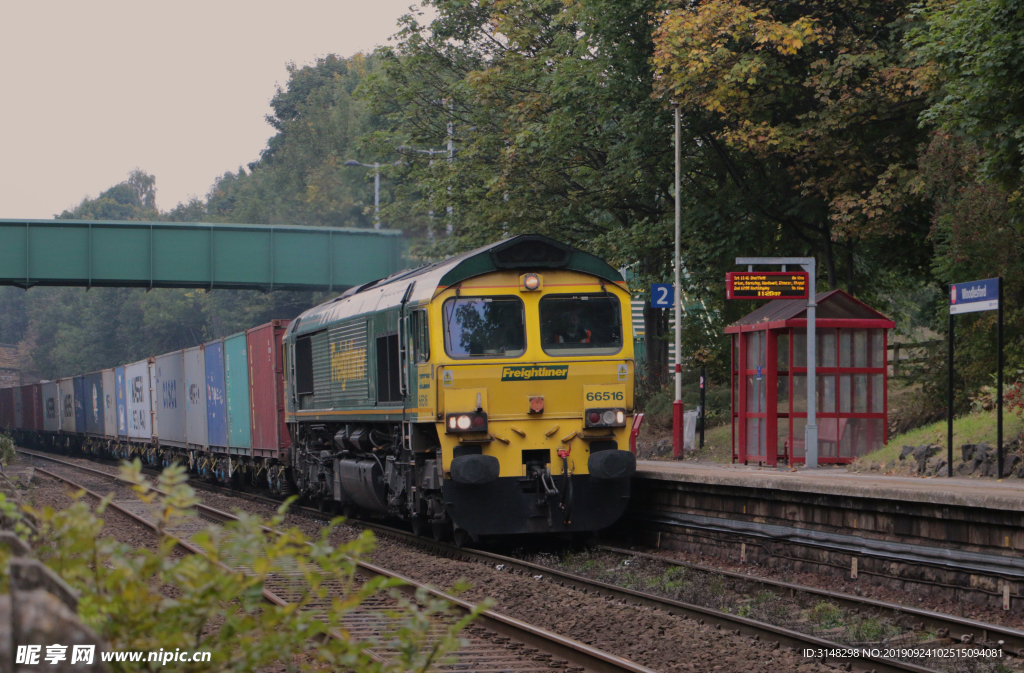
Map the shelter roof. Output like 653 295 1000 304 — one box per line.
725 289 895 332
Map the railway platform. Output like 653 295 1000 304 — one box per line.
617 459 1024 612
635 459 1024 511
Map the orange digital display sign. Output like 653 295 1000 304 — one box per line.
726 271 809 300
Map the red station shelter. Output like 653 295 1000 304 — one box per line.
726 290 895 466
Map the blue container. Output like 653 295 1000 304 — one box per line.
115 366 127 437
205 340 228 449
73 376 87 434
84 371 104 435
224 333 252 452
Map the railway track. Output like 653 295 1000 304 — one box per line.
17 449 657 673
22 448 1023 673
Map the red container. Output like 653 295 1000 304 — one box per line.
0 387 13 431
246 320 291 459
20 384 43 432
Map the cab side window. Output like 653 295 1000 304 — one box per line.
413 309 430 363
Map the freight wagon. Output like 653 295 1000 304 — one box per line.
0 322 292 489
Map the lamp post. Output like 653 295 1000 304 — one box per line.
344 160 403 230
672 101 684 458
398 146 446 232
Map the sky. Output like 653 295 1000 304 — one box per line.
0 0 429 219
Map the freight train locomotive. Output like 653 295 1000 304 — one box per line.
283 234 637 543
0 234 637 543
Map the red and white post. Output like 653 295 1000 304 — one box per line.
672 101 684 460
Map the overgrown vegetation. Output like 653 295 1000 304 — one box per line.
2 461 482 672
0 432 14 467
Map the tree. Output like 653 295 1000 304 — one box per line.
651 0 935 288
209 54 389 229
911 0 1024 213
58 169 159 220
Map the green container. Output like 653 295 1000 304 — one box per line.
224 332 251 452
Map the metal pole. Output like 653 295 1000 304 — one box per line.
373 164 381 230
447 99 454 232
804 260 818 468
672 102 684 458
998 276 1004 477
948 304 954 478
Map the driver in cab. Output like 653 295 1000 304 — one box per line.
557 310 591 344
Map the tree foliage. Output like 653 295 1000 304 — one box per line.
208 54 390 229
911 0 1024 204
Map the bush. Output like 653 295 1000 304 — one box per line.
640 383 730 430
0 432 15 467
9 460 484 672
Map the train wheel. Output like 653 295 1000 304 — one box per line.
410 515 426 538
431 521 449 543
452 527 472 549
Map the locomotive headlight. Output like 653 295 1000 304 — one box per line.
445 411 489 434
585 408 628 428
520 273 542 292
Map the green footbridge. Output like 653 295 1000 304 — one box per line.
0 219 405 292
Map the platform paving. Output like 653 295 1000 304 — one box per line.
636 459 1024 512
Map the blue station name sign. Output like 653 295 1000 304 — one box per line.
950 278 1000 315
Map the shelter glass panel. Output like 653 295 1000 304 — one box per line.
839 331 852 368
870 330 885 368
871 374 884 413
776 374 789 413
746 374 766 413
867 418 885 453
777 417 789 456
818 329 837 367
819 418 839 458
818 374 836 413
853 374 868 413
853 330 868 368
745 417 766 454
791 417 806 460
792 374 807 413
777 333 789 371
746 331 766 369
793 330 806 368
839 374 852 413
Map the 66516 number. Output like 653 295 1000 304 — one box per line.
586 391 624 402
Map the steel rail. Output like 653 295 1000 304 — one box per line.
342 520 943 673
18 449 656 673
593 544 1024 656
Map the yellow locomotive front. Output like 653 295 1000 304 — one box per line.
420 267 637 536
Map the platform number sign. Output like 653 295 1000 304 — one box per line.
651 283 674 308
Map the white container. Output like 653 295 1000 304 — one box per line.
125 359 153 441
184 346 208 450
102 369 117 438
58 377 75 432
42 381 60 433
153 351 186 447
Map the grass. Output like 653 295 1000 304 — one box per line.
852 408 1024 469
